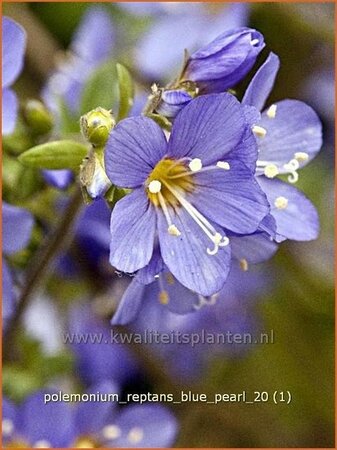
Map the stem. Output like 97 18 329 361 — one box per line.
3 186 84 362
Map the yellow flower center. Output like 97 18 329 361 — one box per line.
146 158 194 207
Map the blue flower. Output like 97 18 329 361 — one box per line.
105 93 269 296
154 27 264 118
182 27 265 94
3 384 178 448
128 3 250 81
2 202 33 326
2 17 26 135
242 52 322 243
111 265 267 380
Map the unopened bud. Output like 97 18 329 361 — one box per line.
80 107 115 147
23 100 54 136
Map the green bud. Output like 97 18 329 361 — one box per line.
23 100 54 136
80 107 115 147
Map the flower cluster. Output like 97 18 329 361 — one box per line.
2 5 327 449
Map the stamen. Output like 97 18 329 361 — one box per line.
162 180 229 255
127 427 144 444
216 161 230 170
294 152 309 162
283 159 299 183
252 125 267 137
2 419 14 436
274 196 288 209
266 104 277 119
240 258 249 271
193 293 219 310
166 273 175 285
102 424 121 440
33 440 51 448
251 38 259 46
148 180 162 193
168 224 181 236
189 158 202 172
264 164 279 178
159 290 169 304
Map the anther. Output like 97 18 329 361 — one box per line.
189 158 202 172
216 161 230 170
274 196 289 209
240 258 249 271
168 224 181 236
159 290 169 304
266 104 277 119
252 125 267 137
33 440 51 448
294 152 309 162
102 424 121 440
127 427 144 444
251 38 259 46
2 419 14 436
148 180 162 193
264 164 279 178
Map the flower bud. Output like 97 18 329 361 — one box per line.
80 152 111 200
22 100 54 136
181 28 265 94
80 107 115 147
156 89 193 118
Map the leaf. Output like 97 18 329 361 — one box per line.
116 62 134 121
18 140 88 170
80 60 118 115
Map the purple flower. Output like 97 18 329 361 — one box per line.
112 265 266 380
132 3 250 81
2 202 33 325
182 27 265 94
42 169 74 190
2 17 26 135
68 304 140 386
105 93 269 296
242 52 322 242
3 385 178 448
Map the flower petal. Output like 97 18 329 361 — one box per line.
105 116 167 188
2 88 18 135
71 6 114 64
2 259 14 323
257 99 322 171
75 381 119 436
136 246 164 284
157 207 231 296
19 390 74 447
230 232 279 263
258 177 320 241
109 189 156 273
190 161 269 234
111 279 146 325
2 17 26 88
157 271 200 314
42 169 73 189
109 404 178 448
2 202 34 255
167 93 246 165
242 52 280 111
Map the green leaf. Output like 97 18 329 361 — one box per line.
116 62 134 121
80 60 118 115
18 140 88 170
